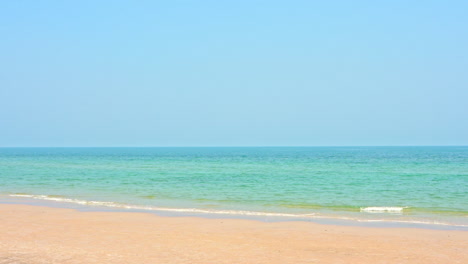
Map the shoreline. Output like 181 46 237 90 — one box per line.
1 203 467 263
2 195 467 231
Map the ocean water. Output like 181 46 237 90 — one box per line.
0 147 467 228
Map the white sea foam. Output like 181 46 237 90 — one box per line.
360 206 408 213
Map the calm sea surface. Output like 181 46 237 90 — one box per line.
1 147 467 227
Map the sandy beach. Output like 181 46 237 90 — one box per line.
1 204 466 264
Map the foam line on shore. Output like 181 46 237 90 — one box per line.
8 194 315 218
7 194 467 228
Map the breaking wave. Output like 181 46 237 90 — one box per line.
360 207 408 213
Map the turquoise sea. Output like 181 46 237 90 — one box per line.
1 147 467 228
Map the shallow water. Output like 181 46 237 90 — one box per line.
1 147 467 227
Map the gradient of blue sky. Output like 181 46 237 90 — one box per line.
1 0 467 146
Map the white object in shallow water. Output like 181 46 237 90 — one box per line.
360 207 407 213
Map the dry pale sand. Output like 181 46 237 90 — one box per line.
0 204 466 264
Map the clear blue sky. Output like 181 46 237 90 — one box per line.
1 1 467 147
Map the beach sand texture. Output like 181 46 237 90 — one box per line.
1 204 466 264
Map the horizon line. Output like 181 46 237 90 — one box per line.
1 145 467 148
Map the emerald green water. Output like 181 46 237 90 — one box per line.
1 147 467 227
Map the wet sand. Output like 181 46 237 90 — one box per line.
1 204 466 264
